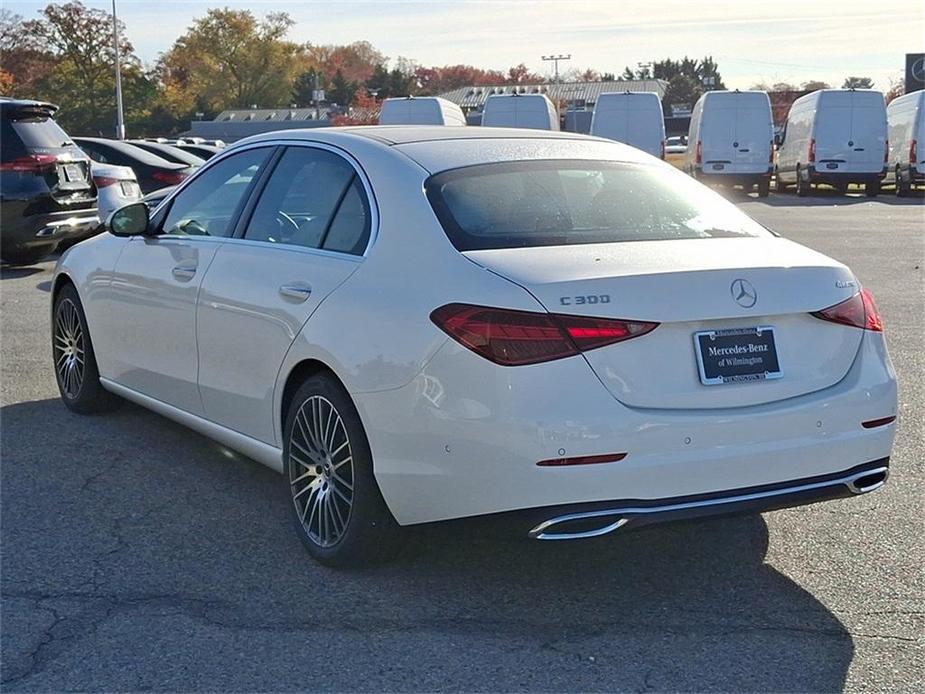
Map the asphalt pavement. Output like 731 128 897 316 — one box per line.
1 192 923 692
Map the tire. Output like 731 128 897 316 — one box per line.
52 283 121 414
896 167 911 197
865 180 880 197
756 179 770 198
284 373 402 567
796 166 810 197
1 247 51 266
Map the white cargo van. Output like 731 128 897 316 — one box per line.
481 93 559 130
377 96 466 126
684 90 774 196
886 89 924 196
590 91 666 158
776 89 888 197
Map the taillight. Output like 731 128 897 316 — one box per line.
808 138 816 163
695 140 702 165
769 141 774 164
884 139 889 164
93 175 119 188
0 153 58 172
812 289 883 332
430 303 658 366
152 170 188 185
660 140 666 160
911 139 918 164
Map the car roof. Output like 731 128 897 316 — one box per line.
73 137 185 168
235 126 651 173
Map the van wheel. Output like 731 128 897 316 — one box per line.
865 180 880 197
756 179 770 197
895 167 911 197
795 166 810 197
284 373 403 567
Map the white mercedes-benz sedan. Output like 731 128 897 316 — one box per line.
51 127 897 565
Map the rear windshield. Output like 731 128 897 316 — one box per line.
9 116 73 149
426 160 772 251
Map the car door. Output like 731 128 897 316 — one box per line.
105 147 275 414
196 144 374 444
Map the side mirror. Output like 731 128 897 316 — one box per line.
107 202 150 237
774 133 783 147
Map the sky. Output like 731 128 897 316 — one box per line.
8 0 923 90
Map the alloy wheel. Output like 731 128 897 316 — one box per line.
288 395 355 547
53 298 85 399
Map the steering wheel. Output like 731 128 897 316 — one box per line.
274 211 300 242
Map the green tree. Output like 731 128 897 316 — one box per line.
328 69 357 106
843 76 874 89
600 72 616 82
801 80 830 91
620 66 636 80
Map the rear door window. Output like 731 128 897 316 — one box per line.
244 147 371 254
427 160 771 251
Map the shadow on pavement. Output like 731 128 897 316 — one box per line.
0 266 44 280
1 397 855 691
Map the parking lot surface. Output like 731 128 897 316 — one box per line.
2 194 923 692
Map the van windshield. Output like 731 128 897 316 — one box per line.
426 160 772 251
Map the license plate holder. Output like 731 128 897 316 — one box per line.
63 163 82 182
694 326 782 386
711 163 725 171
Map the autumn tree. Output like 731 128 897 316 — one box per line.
159 9 301 118
1 9 56 97
11 2 153 135
303 41 385 84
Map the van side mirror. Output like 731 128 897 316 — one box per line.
107 202 150 237
774 133 783 147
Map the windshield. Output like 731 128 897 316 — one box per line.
426 160 772 251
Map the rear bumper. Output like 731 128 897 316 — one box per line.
694 168 771 185
1 205 99 253
358 330 897 526
525 459 888 539
807 166 887 184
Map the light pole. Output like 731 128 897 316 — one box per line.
111 0 125 139
541 54 571 85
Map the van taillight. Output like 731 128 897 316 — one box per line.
911 139 918 164
0 153 58 172
811 289 883 332
884 139 889 164
430 303 658 366
808 138 816 163
660 140 666 160
769 141 774 164
695 140 702 165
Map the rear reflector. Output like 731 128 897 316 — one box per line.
537 452 627 467
861 416 896 429
811 289 883 332
430 303 658 366
0 153 58 172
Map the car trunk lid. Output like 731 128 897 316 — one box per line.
464 237 865 409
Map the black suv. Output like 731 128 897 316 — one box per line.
1 99 98 265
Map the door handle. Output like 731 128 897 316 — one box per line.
279 282 312 302
172 261 197 281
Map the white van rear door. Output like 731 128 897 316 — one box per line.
814 93 853 165
847 93 887 172
733 101 771 171
700 100 736 166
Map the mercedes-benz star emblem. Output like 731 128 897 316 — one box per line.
731 279 757 308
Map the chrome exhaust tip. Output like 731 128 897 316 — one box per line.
529 513 630 541
846 467 889 495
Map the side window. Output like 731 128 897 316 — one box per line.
244 147 369 254
161 147 270 237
